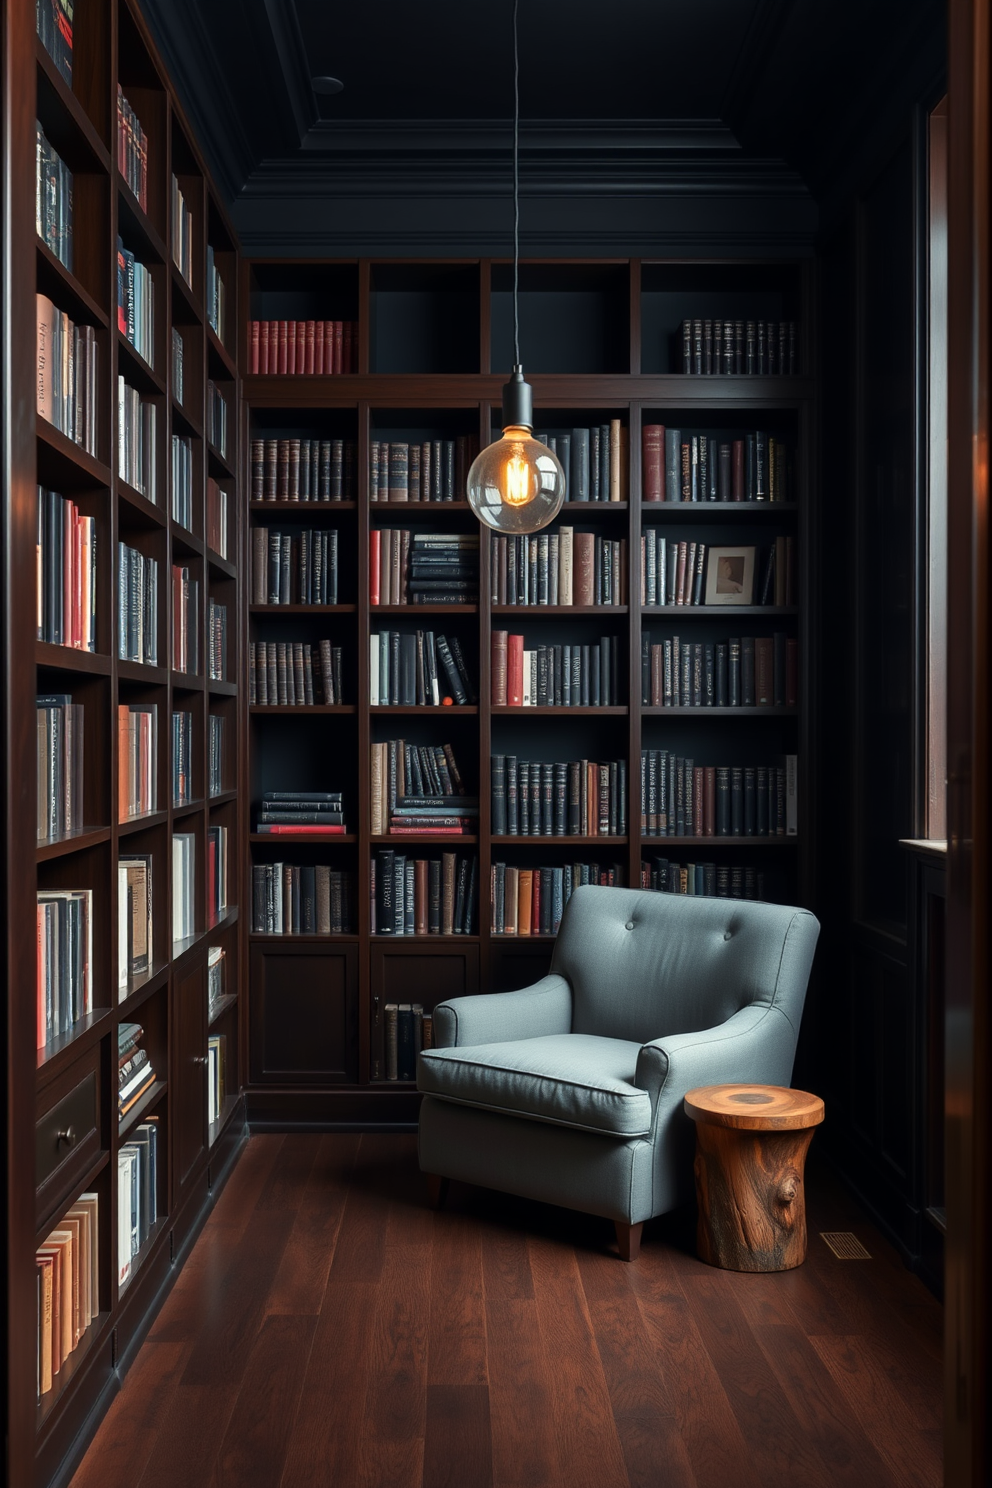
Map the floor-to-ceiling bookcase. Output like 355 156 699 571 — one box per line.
3 2 245 1483
241 256 815 1126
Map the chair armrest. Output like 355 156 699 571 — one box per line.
634 1003 798 1112
432 975 572 1049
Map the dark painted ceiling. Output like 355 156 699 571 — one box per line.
141 0 946 253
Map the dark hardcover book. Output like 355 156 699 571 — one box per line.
743 767 757 837
741 637 756 706
728 639 741 707
396 1006 416 1078
715 766 731 835
730 766 744 836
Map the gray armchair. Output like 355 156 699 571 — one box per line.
417 884 819 1259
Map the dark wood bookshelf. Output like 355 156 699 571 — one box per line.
5 4 249 1483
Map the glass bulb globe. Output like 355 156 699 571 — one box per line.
466 426 566 534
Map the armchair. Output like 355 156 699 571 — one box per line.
417 884 819 1258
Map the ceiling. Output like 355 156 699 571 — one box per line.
141 0 946 254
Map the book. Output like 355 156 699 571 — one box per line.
37 694 83 841
36 122 73 271
679 318 798 376
249 321 358 375
252 864 353 934
36 889 93 1048
118 89 149 210
373 852 476 936
491 756 627 837
118 855 152 992
36 295 100 457
118 376 158 500
117 703 157 818
491 634 620 707
490 530 625 607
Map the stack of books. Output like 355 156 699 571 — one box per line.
382 1003 432 1081
490 529 626 607
36 123 72 270
679 318 798 375
251 527 339 605
533 421 627 502
117 88 148 209
491 633 621 707
36 295 99 456
641 858 767 899
639 752 798 837
116 237 155 366
642 425 792 503
369 530 479 606
35 1194 99 1398
118 379 157 500
117 702 157 818
491 756 627 837
492 861 625 937
369 740 470 835
36 889 92 1047
255 791 346 836
118 1021 156 1117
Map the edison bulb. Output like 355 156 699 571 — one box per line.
466 426 566 533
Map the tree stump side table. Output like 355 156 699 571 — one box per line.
684 1083 825 1272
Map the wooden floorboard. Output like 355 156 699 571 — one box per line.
71 1136 943 1488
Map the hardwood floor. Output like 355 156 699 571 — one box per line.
70 1134 943 1488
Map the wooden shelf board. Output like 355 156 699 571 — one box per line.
118 1078 168 1140
370 704 479 715
36 416 110 486
35 38 111 172
639 835 799 847
492 605 627 616
117 961 173 1019
36 1008 114 1076
35 643 111 675
170 523 204 558
208 443 236 480
116 176 167 264
37 826 111 861
371 501 472 513
561 501 629 512
36 238 109 328
171 798 205 821
250 705 357 714
206 324 237 380
170 261 204 322
369 934 481 943
208 790 238 806
207 679 238 697
116 330 165 395
118 810 169 836
370 834 479 845
35 1308 114 1436
208 1093 242 1148
491 835 628 846
117 1215 171 1299
641 501 798 516
642 605 798 616
116 659 167 683
171 395 204 441
171 671 204 692
248 932 360 943
117 478 166 527
642 705 798 716
373 603 479 615
207 993 240 1028
249 603 357 614
207 549 237 578
249 500 357 512
250 832 357 844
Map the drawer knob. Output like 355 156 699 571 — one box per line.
56 1126 76 1148
193 1055 208 1065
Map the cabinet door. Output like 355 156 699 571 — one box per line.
250 944 358 1084
173 959 207 1192
369 943 481 1081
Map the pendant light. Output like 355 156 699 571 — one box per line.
466 0 566 534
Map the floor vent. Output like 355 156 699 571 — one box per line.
820 1231 872 1260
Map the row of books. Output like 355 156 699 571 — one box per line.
642 632 798 708
491 757 627 838
642 426 791 503
118 1116 159 1287
118 703 156 819
206 245 225 341
118 88 148 211
117 544 158 665
36 888 92 1048
174 709 192 805
640 535 796 608
37 487 96 651
382 1004 432 1081
251 864 354 933
371 851 477 935
490 530 628 608
116 238 155 367
370 530 478 606
207 379 228 458
369 629 475 706
369 437 479 503
207 824 228 923
250 437 358 502
255 790 346 836
207 1033 227 1126
171 326 184 404
171 566 199 674
640 752 798 837
207 479 229 558
207 945 226 1015
536 423 628 503
209 714 224 797
118 377 157 501
249 320 358 376
491 633 621 708
251 527 340 606
249 640 344 707
36 122 72 270
37 695 82 841
173 831 196 942
491 861 624 937
641 858 768 899
118 857 152 992
37 0 73 85
369 740 470 835
680 318 798 376
36 1195 98 1399
36 295 99 457
171 176 193 287
172 434 194 529
207 598 227 682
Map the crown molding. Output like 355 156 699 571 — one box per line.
299 118 743 156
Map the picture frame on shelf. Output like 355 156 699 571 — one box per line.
705 546 755 605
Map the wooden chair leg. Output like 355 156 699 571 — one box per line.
615 1220 644 1262
426 1173 449 1210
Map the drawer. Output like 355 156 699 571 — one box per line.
36 1047 102 1227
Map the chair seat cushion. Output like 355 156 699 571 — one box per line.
417 1034 651 1138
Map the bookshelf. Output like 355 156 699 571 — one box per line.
241 255 813 1123
3 2 245 1483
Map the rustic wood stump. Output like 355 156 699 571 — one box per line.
684 1084 825 1272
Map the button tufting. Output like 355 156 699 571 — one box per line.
724 930 733 940
625 921 635 931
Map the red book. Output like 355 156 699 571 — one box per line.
323 321 333 372
531 870 540 932
387 826 467 836
642 424 665 502
369 529 381 605
259 320 270 375
250 320 259 375
297 321 307 373
258 824 346 835
287 320 297 376
506 633 524 706
314 321 324 375
305 320 316 375
277 320 288 375
332 321 343 375
343 320 354 372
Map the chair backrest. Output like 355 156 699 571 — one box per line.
550 884 819 1047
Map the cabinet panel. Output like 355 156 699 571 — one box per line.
36 1045 103 1230
489 943 555 994
173 961 207 1190
250 944 358 1084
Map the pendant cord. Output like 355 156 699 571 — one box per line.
512 0 520 369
